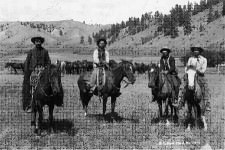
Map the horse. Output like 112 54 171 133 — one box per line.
30 64 63 135
148 63 178 124
77 60 136 117
60 61 66 75
5 62 24 74
183 65 207 131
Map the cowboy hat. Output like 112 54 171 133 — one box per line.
31 36 45 44
160 46 171 53
97 38 107 46
191 44 204 53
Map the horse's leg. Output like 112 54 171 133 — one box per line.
103 96 108 116
201 115 207 131
37 105 43 135
165 98 170 126
158 100 163 122
198 104 207 131
193 105 198 129
80 92 91 116
31 108 37 133
48 104 54 133
173 106 178 123
186 103 192 131
111 96 117 118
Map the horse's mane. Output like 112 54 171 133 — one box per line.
120 59 132 65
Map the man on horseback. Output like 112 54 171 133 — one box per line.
155 47 181 107
178 45 211 111
89 38 109 94
22 36 51 113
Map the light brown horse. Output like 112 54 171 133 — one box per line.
184 65 207 131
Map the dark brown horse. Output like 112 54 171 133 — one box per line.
5 62 24 74
31 64 63 135
183 65 207 131
148 64 178 124
77 60 136 117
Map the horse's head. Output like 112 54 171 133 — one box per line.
48 64 61 95
5 62 11 68
120 60 136 84
148 63 159 88
185 65 197 90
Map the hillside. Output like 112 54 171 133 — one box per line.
0 20 110 47
108 2 225 52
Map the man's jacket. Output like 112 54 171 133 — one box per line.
24 47 51 72
159 55 177 75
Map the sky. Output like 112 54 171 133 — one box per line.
0 0 200 25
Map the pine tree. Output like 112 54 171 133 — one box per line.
207 5 214 23
183 11 192 35
223 0 225 16
88 36 92 45
199 23 204 32
80 36 84 44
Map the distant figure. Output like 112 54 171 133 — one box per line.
178 45 211 112
89 38 110 94
156 47 181 107
22 36 51 113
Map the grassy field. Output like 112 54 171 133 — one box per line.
0 52 224 149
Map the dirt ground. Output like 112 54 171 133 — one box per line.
0 52 224 149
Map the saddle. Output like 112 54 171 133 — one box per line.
30 66 45 90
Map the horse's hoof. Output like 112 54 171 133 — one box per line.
31 126 36 133
166 120 170 126
48 128 54 134
37 129 41 136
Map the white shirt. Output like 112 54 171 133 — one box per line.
93 49 109 68
185 55 207 74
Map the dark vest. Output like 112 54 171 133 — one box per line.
98 49 106 63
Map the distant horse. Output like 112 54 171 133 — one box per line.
30 64 63 135
55 60 66 75
5 62 24 74
77 60 136 117
183 65 207 131
148 64 178 124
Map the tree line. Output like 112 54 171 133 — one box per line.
91 0 223 44
20 22 63 35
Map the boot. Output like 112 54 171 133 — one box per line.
89 85 96 94
205 102 211 112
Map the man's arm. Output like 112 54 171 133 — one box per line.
93 50 99 64
199 57 207 74
159 58 164 72
168 57 176 74
185 57 191 73
105 51 109 63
